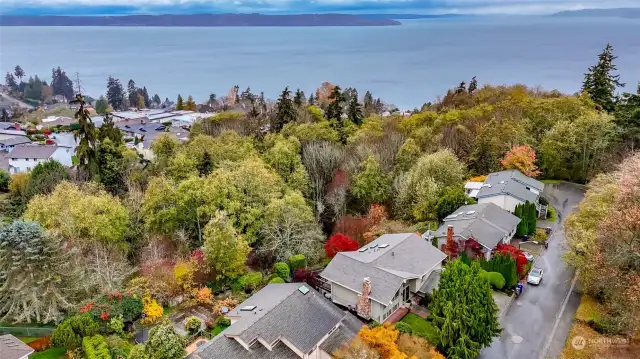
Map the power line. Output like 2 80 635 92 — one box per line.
74 72 85 96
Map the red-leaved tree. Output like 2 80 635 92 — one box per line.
325 233 359 257
495 243 528 275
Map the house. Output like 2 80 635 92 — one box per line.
428 203 521 260
473 170 546 216
0 122 21 131
320 233 447 323
0 334 34 359
8 144 73 173
38 116 77 129
0 129 30 152
187 283 363 359
464 181 483 198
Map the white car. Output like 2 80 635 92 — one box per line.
527 267 544 285
523 251 535 262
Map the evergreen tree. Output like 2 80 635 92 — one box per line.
615 84 640 150
1 108 9 121
208 93 217 106
152 94 162 107
127 79 138 109
363 90 374 116
258 92 267 111
515 204 528 237
97 138 127 195
98 113 123 145
293 88 305 107
185 95 197 111
13 65 25 82
5 72 18 92
456 81 467 94
347 96 364 125
106 76 125 110
430 260 501 358
527 202 537 235
245 104 265 140
51 67 74 100
141 86 151 107
240 87 254 102
273 86 296 132
95 95 108 115
0 220 83 323
176 94 184 110
197 151 213 176
308 93 316 106
582 43 624 113
71 94 98 179
326 85 344 120
468 76 478 94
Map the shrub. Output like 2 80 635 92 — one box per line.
293 268 311 283
215 316 231 327
104 335 132 359
127 344 150 359
27 336 50 352
195 287 213 305
395 321 412 334
0 169 9 191
273 262 290 280
486 271 506 289
213 297 239 316
51 314 100 349
141 296 163 325
396 333 446 359
269 277 285 284
324 233 359 257
535 227 549 242
288 254 306 272
238 272 263 291
185 317 202 335
109 315 125 335
82 335 110 359
547 205 557 222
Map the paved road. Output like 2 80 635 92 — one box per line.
478 182 585 359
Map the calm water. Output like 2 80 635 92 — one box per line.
1 17 640 109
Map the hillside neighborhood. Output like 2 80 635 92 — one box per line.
2 43 640 359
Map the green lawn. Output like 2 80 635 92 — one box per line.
541 179 563 185
400 313 440 345
211 323 229 336
30 348 66 359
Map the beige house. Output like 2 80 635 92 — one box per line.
320 233 447 323
187 283 363 359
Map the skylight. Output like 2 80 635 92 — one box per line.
359 247 368 252
466 211 476 214
370 244 378 249
298 285 310 295
240 305 257 311
379 244 389 248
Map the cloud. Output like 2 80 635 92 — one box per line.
1 0 639 16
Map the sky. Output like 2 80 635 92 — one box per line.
1 0 640 16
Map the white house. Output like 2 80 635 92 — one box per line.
8 144 73 173
473 170 546 214
320 233 447 323
428 203 521 260
0 334 34 359
186 283 363 359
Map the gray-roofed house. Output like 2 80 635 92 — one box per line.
0 334 34 359
428 203 521 260
186 283 363 359
474 170 546 215
0 136 31 152
320 233 447 323
8 144 73 174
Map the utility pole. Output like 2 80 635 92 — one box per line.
74 72 85 97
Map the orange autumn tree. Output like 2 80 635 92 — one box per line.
501 145 541 177
315 81 336 106
358 323 417 359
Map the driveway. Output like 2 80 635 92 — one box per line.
479 182 585 359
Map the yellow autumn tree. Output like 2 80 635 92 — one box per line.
195 287 213 305
174 260 195 293
141 296 163 324
358 323 416 359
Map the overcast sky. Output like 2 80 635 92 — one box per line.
2 0 640 15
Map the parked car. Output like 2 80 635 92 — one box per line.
523 251 535 262
527 267 544 285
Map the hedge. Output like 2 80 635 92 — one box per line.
273 262 290 281
269 277 285 284
395 322 412 334
288 254 306 272
238 272 263 291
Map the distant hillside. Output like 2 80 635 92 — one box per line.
0 13 401 27
553 8 640 19
359 13 466 20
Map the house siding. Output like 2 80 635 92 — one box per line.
478 194 524 213
330 282 358 309
51 147 73 167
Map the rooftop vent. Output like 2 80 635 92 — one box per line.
379 244 389 248
298 285 310 295
240 305 257 311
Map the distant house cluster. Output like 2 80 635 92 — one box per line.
0 122 74 173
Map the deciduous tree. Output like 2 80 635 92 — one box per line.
325 233 359 257
146 321 185 359
351 156 391 209
500 145 541 177
435 187 476 221
203 211 251 281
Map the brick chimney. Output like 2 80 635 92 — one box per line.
356 277 372 320
447 225 454 243
441 225 459 259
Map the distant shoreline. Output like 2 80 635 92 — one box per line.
0 14 402 27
